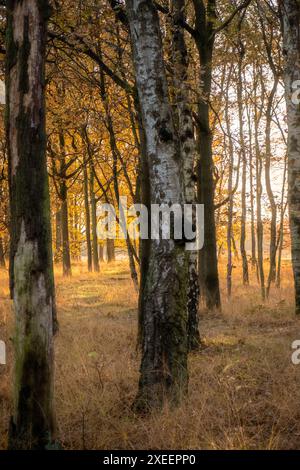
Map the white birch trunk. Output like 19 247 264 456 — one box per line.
126 0 189 409
170 0 200 350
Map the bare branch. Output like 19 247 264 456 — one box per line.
212 0 252 37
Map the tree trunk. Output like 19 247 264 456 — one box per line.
60 181 72 276
276 203 287 288
237 46 249 286
83 162 92 272
265 78 279 297
0 237 5 268
54 207 62 263
193 0 221 310
196 88 221 309
99 243 104 262
6 0 57 449
106 238 115 263
98 61 138 289
258 2 279 294
57 130 72 277
276 155 288 288
232 235 239 260
246 95 257 271
134 96 151 346
171 0 200 351
73 193 81 262
281 0 300 313
254 67 265 300
89 163 100 272
126 0 189 409
225 68 234 297
113 7 151 345
256 138 265 300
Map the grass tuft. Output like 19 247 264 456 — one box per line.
0 261 300 449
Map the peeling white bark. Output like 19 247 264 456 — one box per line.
126 0 189 406
128 0 181 207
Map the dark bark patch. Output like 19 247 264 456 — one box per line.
156 117 174 143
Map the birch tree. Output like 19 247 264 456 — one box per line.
6 0 57 449
281 0 300 314
126 0 189 409
170 0 200 350
236 17 249 286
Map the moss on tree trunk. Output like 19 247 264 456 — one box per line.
6 0 57 449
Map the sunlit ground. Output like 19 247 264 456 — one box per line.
1 260 300 449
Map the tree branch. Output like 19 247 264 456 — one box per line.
48 30 134 94
212 0 252 37
154 1 197 38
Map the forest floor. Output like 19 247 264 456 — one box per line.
1 260 300 450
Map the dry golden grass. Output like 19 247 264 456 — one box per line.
1 259 300 449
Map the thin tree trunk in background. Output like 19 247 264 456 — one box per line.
106 239 115 262
83 161 92 272
254 69 265 300
246 94 257 271
281 0 300 313
237 39 249 286
125 238 139 290
232 235 239 260
256 149 265 300
55 207 62 263
110 123 138 287
274 117 288 288
58 131 71 277
193 0 221 311
60 180 72 276
276 154 288 287
73 194 81 262
99 244 104 262
225 66 234 297
171 0 200 351
116 25 141 206
277 202 288 288
6 0 57 449
0 237 5 268
70 195 79 262
127 0 189 409
98 64 138 288
258 2 279 295
265 78 279 297
89 163 100 272
196 77 221 309
111 132 138 288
